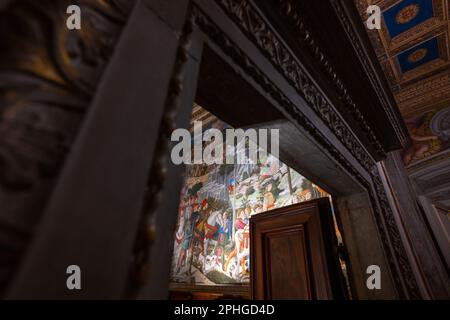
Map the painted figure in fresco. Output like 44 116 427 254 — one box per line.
239 226 250 277
190 198 213 272
176 219 193 273
214 210 232 270
235 208 248 230
185 196 192 219
263 182 276 211
203 210 224 268
297 189 312 202
253 203 263 214
172 206 184 276
244 206 252 218
215 214 228 267
224 227 250 280
403 113 440 165
223 210 233 242
260 154 280 178
193 199 207 254
204 211 221 241
188 198 202 273
224 206 250 278
175 206 185 246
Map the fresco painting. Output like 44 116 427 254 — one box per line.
403 106 450 166
170 118 330 285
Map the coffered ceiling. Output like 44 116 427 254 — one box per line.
354 0 450 207
354 0 450 118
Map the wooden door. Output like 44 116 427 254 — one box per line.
250 198 345 300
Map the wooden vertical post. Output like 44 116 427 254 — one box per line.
7 1 186 299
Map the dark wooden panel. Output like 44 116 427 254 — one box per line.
265 228 310 299
251 199 344 300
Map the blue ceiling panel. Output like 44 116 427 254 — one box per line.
397 37 439 72
384 0 434 38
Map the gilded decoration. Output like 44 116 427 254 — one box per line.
396 4 420 24
407 48 428 62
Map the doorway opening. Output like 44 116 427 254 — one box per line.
168 105 351 300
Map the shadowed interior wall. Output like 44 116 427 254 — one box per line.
337 193 397 299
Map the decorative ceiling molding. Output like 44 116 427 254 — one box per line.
408 150 450 172
190 103 218 131
396 69 450 116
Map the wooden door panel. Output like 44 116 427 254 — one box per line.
264 228 311 299
251 198 342 300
